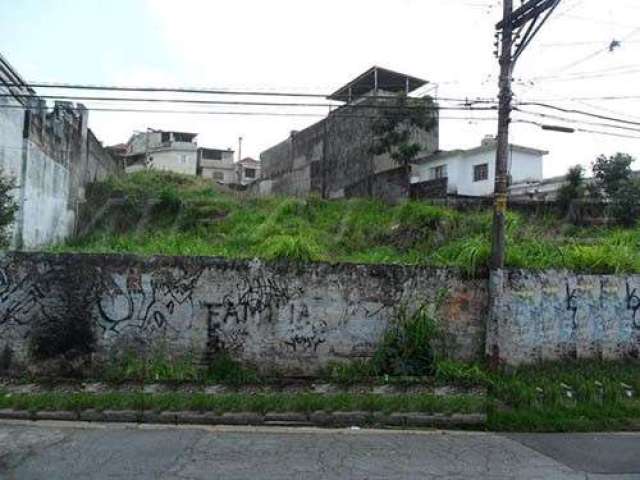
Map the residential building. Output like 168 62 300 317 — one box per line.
411 136 548 197
123 130 199 175
236 157 261 185
197 147 235 183
259 66 439 198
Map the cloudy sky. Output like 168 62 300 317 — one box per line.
2 0 640 177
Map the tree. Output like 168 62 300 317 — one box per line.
592 153 634 197
370 95 437 168
557 165 585 213
608 178 640 227
0 170 17 248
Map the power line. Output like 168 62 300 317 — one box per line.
1 80 483 104
0 93 497 112
515 107 640 133
513 118 640 139
0 102 499 120
516 101 640 126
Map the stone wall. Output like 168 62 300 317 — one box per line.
487 270 640 365
0 253 486 374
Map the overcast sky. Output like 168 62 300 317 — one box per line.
2 0 640 177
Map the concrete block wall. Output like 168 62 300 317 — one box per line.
487 270 640 365
260 98 439 200
0 253 486 374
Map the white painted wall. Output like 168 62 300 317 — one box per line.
412 146 545 197
0 92 26 246
22 140 74 248
149 150 198 176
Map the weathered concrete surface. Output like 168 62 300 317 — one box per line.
1 422 623 480
487 270 640 365
0 56 121 250
0 253 486 374
259 95 438 200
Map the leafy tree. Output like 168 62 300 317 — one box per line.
370 95 437 167
609 178 640 227
0 169 17 248
592 153 634 197
557 165 585 213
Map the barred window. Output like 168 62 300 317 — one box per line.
473 163 488 182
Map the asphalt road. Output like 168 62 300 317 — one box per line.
0 421 638 479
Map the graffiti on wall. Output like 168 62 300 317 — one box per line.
203 276 309 355
96 266 204 336
627 281 640 330
0 266 61 331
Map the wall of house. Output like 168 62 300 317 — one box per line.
149 150 198 176
455 149 543 197
199 151 236 183
487 270 640 365
260 97 439 199
0 253 486 374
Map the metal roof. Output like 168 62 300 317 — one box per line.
327 66 428 102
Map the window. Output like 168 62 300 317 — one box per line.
473 163 488 182
181 155 187 164
430 165 447 180
244 168 256 179
161 132 171 143
213 171 224 181
202 149 223 160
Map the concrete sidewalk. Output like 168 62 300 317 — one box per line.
0 421 638 479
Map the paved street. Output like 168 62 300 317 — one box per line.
0 421 639 479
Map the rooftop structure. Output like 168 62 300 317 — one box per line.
327 66 428 103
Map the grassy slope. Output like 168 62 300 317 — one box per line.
51 171 640 274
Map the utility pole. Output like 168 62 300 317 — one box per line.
491 0 562 269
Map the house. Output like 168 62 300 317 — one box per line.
259 66 439 198
411 136 548 197
123 129 199 176
236 157 261 185
197 148 235 183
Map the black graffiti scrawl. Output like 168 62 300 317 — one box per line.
627 282 640 330
566 283 579 333
97 266 204 335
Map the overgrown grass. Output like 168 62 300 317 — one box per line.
488 360 640 432
0 391 486 415
48 171 640 274
100 351 260 386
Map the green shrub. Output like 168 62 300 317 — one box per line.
372 302 442 376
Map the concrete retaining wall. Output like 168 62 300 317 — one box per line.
487 270 640 365
0 253 486 374
1 253 638 372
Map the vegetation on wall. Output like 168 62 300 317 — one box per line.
369 94 437 167
0 169 18 248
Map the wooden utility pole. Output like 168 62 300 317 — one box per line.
491 0 562 269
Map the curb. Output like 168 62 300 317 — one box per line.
0 409 486 429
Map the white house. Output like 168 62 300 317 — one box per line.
124 130 199 176
411 136 548 197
